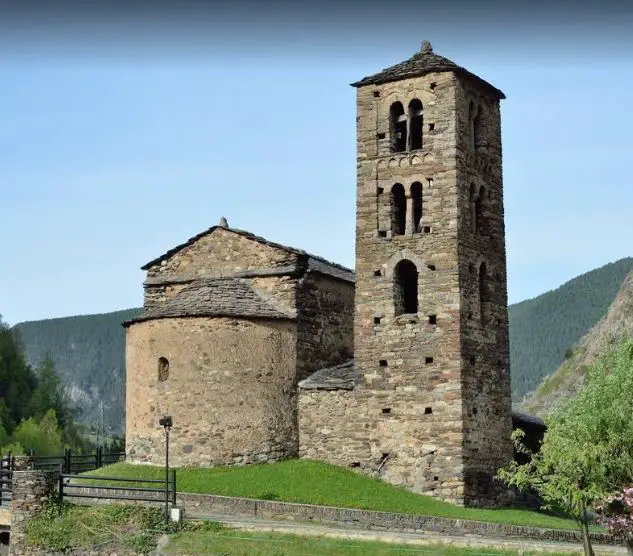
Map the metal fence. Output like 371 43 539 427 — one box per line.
28 447 125 473
0 448 126 507
59 469 176 506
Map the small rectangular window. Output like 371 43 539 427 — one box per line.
428 315 437 325
377 132 386 139
379 360 388 367
425 407 433 414
374 316 382 325
425 357 434 364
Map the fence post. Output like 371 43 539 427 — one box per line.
64 448 71 474
58 463 64 511
97 446 103 469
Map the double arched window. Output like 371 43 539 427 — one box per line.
389 182 424 236
390 99 424 153
394 259 418 315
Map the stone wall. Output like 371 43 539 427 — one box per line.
142 227 299 309
296 272 354 381
454 77 513 506
125 316 298 466
9 470 56 556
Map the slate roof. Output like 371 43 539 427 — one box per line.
141 225 354 284
298 360 360 391
351 40 505 100
123 278 294 327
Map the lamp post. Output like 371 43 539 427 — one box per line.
159 415 173 524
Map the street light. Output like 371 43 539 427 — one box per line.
159 415 173 523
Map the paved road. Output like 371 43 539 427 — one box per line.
187 513 628 555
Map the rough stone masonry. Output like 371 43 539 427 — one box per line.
124 40 514 508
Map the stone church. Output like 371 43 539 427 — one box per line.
124 41 530 507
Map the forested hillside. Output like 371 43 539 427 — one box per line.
522 267 633 416
11 257 633 434
13 308 141 436
509 257 633 400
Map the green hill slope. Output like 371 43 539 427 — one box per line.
509 257 633 400
523 268 633 416
13 308 142 435
10 257 633 436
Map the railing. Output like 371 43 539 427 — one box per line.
0 448 126 507
59 469 176 506
29 447 125 473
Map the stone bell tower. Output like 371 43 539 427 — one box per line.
351 40 513 506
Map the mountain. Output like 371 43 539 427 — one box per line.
12 308 142 436
522 268 633 416
10 257 633 434
509 257 633 401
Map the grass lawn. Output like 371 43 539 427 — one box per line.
167 529 573 555
24 502 572 556
79 459 590 532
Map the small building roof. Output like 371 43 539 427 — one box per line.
123 277 294 327
511 408 546 429
298 359 360 391
141 224 354 284
351 40 505 100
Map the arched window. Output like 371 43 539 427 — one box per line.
475 186 486 234
394 260 418 315
478 262 487 324
390 102 407 152
158 357 170 382
473 105 482 150
408 99 423 150
390 183 406 236
469 183 477 233
411 182 423 232
468 102 476 152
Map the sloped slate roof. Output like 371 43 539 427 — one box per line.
351 40 505 100
124 278 294 327
298 360 360 391
141 225 354 284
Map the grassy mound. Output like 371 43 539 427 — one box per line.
80 459 585 531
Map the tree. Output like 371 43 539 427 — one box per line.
498 336 633 556
0 319 38 431
10 409 63 456
30 354 74 430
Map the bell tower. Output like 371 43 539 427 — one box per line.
351 40 512 506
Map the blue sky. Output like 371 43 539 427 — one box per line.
2 3 633 325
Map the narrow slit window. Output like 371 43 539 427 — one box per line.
158 357 170 382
